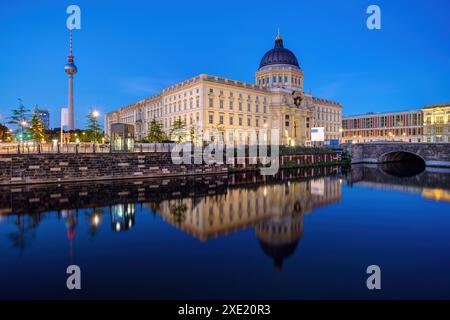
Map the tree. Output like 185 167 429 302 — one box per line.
170 118 187 142
29 114 48 142
211 124 225 143
147 119 165 143
8 98 30 142
86 111 102 142
8 214 42 254
0 123 11 142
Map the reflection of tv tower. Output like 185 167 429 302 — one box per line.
64 29 77 130
63 209 78 264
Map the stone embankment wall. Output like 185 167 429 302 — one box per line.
0 152 227 185
0 151 344 185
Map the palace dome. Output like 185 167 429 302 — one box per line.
258 238 300 270
259 34 300 70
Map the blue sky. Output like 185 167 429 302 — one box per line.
0 0 449 129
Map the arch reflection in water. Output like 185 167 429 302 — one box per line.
347 164 450 203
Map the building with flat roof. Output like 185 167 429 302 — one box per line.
342 109 423 144
342 103 450 144
423 103 450 143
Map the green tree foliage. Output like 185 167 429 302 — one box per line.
86 111 103 142
147 119 165 143
29 114 48 142
8 98 30 141
170 118 187 142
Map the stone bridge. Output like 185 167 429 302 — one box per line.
343 143 450 168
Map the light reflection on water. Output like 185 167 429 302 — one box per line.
0 165 449 299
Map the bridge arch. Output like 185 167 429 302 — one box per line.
378 150 425 164
378 150 426 177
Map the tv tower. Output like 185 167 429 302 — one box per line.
64 29 77 130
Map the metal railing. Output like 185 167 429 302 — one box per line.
0 143 177 154
0 142 343 155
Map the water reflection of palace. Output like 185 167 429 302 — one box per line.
155 176 341 241
153 176 342 268
0 168 342 269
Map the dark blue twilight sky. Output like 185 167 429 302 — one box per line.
0 0 449 129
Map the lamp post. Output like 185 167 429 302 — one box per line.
91 110 100 143
20 120 27 143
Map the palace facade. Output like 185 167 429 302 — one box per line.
152 174 342 268
105 34 342 146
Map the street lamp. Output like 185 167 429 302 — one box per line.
19 120 28 143
91 110 100 143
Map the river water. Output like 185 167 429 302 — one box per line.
0 165 449 299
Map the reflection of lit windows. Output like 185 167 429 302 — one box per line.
111 203 135 232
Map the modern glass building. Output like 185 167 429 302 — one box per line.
33 108 50 130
